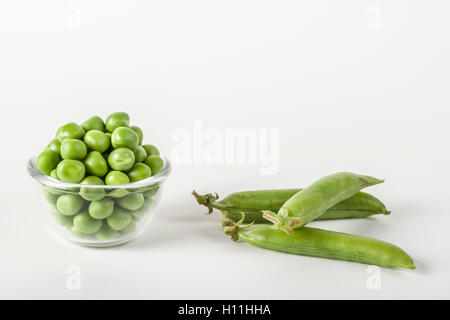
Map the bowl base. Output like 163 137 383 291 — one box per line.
56 228 146 247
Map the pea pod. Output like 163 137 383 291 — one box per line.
193 189 389 223
263 172 384 234
223 215 415 269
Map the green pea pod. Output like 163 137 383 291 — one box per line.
223 216 415 270
263 172 384 234
193 189 390 224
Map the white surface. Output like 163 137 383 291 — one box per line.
1 1 449 299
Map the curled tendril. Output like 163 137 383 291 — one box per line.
222 212 255 241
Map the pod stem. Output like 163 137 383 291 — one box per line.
262 210 280 224
262 210 302 235
192 190 220 214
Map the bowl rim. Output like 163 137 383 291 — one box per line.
27 155 171 189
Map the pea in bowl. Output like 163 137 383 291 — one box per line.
27 156 171 247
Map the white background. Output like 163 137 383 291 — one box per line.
1 1 449 299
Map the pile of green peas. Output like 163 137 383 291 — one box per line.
36 112 163 240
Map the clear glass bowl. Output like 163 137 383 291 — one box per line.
27 156 171 247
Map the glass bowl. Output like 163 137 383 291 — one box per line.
27 156 171 247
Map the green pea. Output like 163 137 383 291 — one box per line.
56 194 84 216
143 144 160 157
143 197 153 208
46 139 61 156
131 199 153 221
83 130 110 153
36 150 59 175
84 151 108 177
45 185 64 196
105 133 114 152
96 223 117 240
133 145 147 163
88 198 114 219
117 193 144 211
56 122 85 142
105 171 130 185
143 186 159 198
81 116 105 132
51 206 73 226
120 220 136 235
130 126 143 145
105 112 130 132
107 188 130 198
132 198 152 221
80 175 104 185
107 207 132 231
127 163 152 182
73 210 102 234
111 127 139 151
79 176 105 201
70 225 91 238
42 186 58 204
132 207 148 221
57 159 86 183
145 155 164 176
49 169 59 178
60 139 87 160
108 148 135 171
